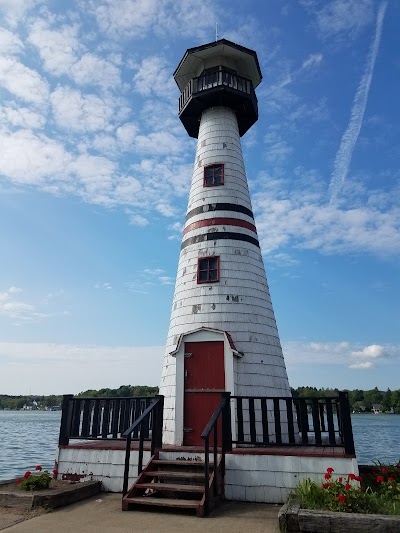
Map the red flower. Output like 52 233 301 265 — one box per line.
23 471 31 479
388 477 395 482
345 483 351 490
324 473 332 480
354 475 362 482
348 473 356 480
376 475 384 483
35 465 42 471
338 477 343 483
337 494 346 503
16 478 22 484
381 467 389 474
326 467 334 474
52 469 58 478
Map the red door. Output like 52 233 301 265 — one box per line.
183 341 225 446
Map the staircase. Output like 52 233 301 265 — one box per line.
122 452 222 517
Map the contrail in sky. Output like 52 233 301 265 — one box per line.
329 1 387 204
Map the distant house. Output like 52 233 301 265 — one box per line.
372 404 382 414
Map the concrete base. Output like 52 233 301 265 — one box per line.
278 497 400 533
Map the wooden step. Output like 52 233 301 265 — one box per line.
144 471 204 480
136 482 205 493
124 496 200 509
152 459 214 468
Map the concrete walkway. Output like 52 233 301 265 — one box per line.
4 493 280 533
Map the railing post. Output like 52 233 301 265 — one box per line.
222 392 232 453
156 395 164 449
204 437 210 515
123 433 131 496
338 392 356 455
58 394 73 445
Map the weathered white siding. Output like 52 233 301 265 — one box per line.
57 447 151 493
159 106 291 444
224 454 359 504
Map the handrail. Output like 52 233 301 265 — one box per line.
201 392 232 515
58 395 156 444
122 395 164 496
230 394 355 451
201 398 227 439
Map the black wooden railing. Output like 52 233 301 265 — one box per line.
201 392 232 514
122 395 164 495
230 392 355 455
178 68 257 115
58 394 156 445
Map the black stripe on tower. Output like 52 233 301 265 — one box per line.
181 231 260 250
186 203 254 222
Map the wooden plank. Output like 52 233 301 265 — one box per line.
135 483 204 493
152 460 214 468
91 399 100 438
144 471 204 480
101 400 110 438
261 397 269 444
273 398 282 444
124 497 199 509
81 399 91 438
325 399 336 445
286 399 295 444
236 397 244 442
311 399 322 446
111 399 120 438
249 397 256 443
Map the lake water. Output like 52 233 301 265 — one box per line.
0 411 399 481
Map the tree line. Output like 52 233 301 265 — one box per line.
1 385 399 413
291 386 400 413
0 385 158 410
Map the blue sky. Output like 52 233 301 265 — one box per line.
0 0 399 395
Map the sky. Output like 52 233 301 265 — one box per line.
0 0 399 396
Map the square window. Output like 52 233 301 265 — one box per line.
204 164 224 187
197 256 220 284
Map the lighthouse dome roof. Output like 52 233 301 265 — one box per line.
174 38 262 92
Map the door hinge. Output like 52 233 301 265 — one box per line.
184 352 192 357
183 427 193 432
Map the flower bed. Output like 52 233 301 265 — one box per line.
279 462 400 532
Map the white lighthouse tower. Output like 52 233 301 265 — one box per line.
159 39 292 446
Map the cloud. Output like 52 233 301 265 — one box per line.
50 86 116 132
0 27 24 55
253 172 400 257
351 344 385 358
94 282 112 290
70 53 121 89
28 22 81 76
0 0 43 28
0 57 49 105
0 104 45 129
301 53 323 70
302 0 375 40
90 0 217 40
349 361 373 369
0 129 70 184
133 56 176 99
128 213 149 226
329 2 387 203
283 340 399 371
0 341 163 394
0 287 46 321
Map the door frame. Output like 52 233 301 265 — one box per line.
170 328 236 445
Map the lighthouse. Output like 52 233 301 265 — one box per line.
159 39 292 446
